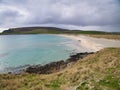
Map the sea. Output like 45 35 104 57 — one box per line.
0 34 89 73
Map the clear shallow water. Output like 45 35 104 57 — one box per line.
0 34 80 73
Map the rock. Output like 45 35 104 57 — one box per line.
26 60 67 74
25 52 94 74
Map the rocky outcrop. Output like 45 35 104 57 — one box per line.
25 52 94 74
26 61 66 74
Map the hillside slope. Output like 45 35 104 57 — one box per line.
0 48 120 90
1 27 109 35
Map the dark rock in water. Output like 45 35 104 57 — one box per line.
66 52 94 63
26 60 67 74
25 52 94 74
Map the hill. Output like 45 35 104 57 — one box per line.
0 48 120 90
1 27 109 35
1 27 120 40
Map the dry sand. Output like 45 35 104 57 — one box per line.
59 34 120 52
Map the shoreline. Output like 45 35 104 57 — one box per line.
1 34 120 74
3 52 94 74
25 52 94 74
19 34 120 74
59 34 120 52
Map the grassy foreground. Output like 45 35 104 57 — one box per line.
0 48 120 90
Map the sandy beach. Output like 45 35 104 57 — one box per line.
59 34 120 52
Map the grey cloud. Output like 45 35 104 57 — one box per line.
0 0 120 32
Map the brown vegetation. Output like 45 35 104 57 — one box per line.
88 34 120 40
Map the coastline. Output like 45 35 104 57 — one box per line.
0 33 120 90
59 34 120 52
25 52 94 74
2 34 120 74
1 52 94 74
1 47 120 90
25 34 120 74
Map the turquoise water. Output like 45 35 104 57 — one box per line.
0 34 78 73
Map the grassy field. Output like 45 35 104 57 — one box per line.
0 48 120 90
88 34 120 40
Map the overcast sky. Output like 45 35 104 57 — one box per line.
0 0 120 32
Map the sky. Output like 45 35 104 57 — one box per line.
0 0 120 32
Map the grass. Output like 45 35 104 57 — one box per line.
0 48 120 90
45 80 63 90
88 34 120 40
99 75 120 90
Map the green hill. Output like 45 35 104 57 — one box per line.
1 27 109 35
